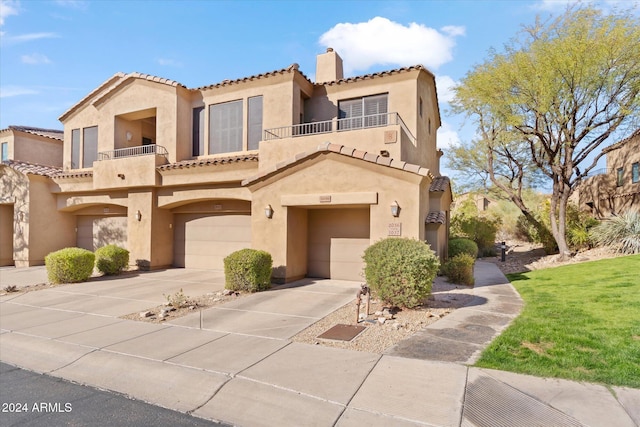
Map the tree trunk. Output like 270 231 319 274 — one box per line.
550 182 571 261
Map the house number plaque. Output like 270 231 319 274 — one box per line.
388 222 402 236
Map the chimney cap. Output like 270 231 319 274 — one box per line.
326 47 334 53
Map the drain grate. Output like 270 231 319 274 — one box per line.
317 324 366 341
462 376 584 427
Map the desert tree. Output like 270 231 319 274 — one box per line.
450 6 640 258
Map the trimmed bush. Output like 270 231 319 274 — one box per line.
448 238 478 259
95 244 130 275
45 247 95 284
442 253 475 286
224 249 273 292
363 238 440 309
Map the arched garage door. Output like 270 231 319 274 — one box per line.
173 213 251 270
77 216 128 251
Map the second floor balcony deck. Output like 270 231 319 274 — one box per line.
97 144 169 161
263 112 416 143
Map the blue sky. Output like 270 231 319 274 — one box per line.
1 0 637 177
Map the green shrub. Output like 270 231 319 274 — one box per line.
590 210 640 254
95 244 130 275
451 200 500 257
442 253 475 286
448 238 478 258
363 238 440 309
45 247 95 284
224 248 273 292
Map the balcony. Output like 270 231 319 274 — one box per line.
97 144 168 161
93 145 168 190
263 112 416 143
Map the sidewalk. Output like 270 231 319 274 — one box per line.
0 262 638 426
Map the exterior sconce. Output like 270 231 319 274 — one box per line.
135 210 142 222
264 204 274 219
390 201 400 217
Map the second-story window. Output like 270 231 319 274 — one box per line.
617 167 624 187
192 106 204 157
632 162 639 184
71 129 80 169
1 142 8 161
338 94 388 130
210 100 242 154
83 126 98 168
247 96 263 151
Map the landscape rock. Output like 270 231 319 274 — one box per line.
139 311 152 318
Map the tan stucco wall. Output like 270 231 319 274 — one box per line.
248 153 427 281
579 134 640 217
0 130 63 166
0 204 13 265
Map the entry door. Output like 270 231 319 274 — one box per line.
307 208 370 281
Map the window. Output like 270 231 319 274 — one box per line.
83 126 98 168
209 100 242 154
71 129 80 169
1 142 7 161
247 96 263 151
419 97 423 118
338 94 388 130
617 167 624 187
192 106 204 156
633 162 639 184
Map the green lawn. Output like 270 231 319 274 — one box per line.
475 254 640 388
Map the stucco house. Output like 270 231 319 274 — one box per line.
1 49 452 282
0 126 76 267
578 129 640 218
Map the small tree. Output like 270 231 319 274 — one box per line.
224 249 273 292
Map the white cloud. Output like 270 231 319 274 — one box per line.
0 85 38 98
21 53 52 64
319 17 464 75
3 32 59 44
435 75 458 104
0 0 19 26
437 121 461 149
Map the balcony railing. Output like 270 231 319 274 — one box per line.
263 112 416 143
98 145 168 161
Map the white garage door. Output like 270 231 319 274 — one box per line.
174 213 251 270
307 208 370 281
76 216 128 251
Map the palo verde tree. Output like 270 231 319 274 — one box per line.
451 6 640 259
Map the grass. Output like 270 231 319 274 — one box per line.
475 254 640 388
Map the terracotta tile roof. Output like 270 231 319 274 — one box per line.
59 72 187 122
2 126 63 141
195 63 311 91
429 176 450 192
425 211 447 224
322 65 434 86
242 142 431 186
1 160 61 177
157 153 259 171
603 128 640 153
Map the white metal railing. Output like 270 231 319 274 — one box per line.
263 112 416 143
97 144 168 161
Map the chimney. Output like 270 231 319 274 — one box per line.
315 48 344 83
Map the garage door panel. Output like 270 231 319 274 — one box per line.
76 216 127 252
174 213 251 270
307 208 370 281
